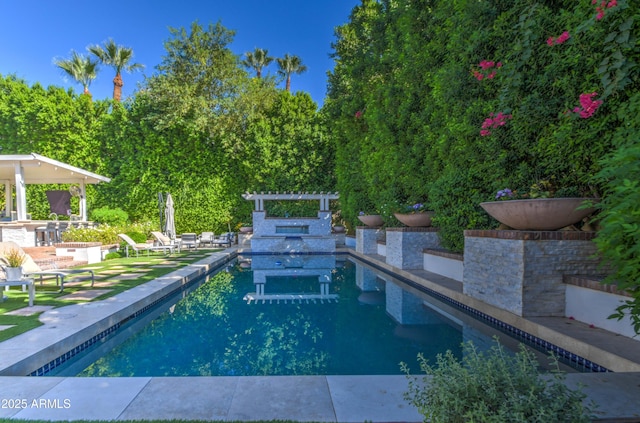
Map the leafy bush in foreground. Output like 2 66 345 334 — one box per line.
402 340 594 423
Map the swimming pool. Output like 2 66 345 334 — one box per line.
48 254 578 377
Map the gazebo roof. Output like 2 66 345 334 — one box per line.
0 153 110 184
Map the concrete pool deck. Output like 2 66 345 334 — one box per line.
1 248 640 421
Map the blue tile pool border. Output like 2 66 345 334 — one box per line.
352 254 610 373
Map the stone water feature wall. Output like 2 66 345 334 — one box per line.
242 192 339 253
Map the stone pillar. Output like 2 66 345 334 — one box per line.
463 230 603 317
356 226 384 254
385 227 440 269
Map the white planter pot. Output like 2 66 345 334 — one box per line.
5 266 23 281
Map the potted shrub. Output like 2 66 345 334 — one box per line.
393 202 435 227
357 211 384 227
480 184 598 231
1 248 27 281
332 209 346 233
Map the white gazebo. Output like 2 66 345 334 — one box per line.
0 153 111 221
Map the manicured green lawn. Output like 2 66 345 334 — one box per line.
0 249 218 342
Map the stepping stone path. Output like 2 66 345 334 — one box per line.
109 273 147 281
99 269 135 275
5 305 55 316
58 290 111 302
92 280 122 288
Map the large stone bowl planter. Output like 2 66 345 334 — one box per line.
479 198 598 230
394 211 434 227
357 214 384 227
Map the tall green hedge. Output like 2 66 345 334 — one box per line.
325 0 638 251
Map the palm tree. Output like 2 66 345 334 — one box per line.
276 54 307 92
242 48 274 78
88 39 144 101
54 51 99 97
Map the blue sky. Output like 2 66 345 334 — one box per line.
0 1 358 106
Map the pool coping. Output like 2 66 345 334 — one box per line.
1 247 640 421
0 249 236 376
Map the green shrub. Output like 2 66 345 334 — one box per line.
593 93 640 335
61 227 117 244
104 252 122 260
61 222 155 245
125 231 147 244
402 339 594 423
428 166 495 252
90 207 129 226
265 200 319 217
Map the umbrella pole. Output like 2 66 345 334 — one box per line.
158 192 165 231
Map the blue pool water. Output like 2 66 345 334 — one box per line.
59 254 569 377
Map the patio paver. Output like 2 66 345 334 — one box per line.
58 289 111 301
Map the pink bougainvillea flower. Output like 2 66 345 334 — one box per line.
547 31 570 46
479 112 512 136
478 60 495 70
572 92 603 119
472 60 502 81
595 0 617 20
556 31 570 44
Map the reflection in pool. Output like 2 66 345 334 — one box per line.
70 255 530 377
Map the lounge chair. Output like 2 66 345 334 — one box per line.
151 231 181 252
0 241 94 292
118 234 174 257
198 232 215 247
211 232 233 247
178 233 198 251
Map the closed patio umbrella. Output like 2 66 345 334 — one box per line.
164 193 176 239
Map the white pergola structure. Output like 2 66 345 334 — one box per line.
0 153 111 221
241 191 340 253
242 191 340 211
